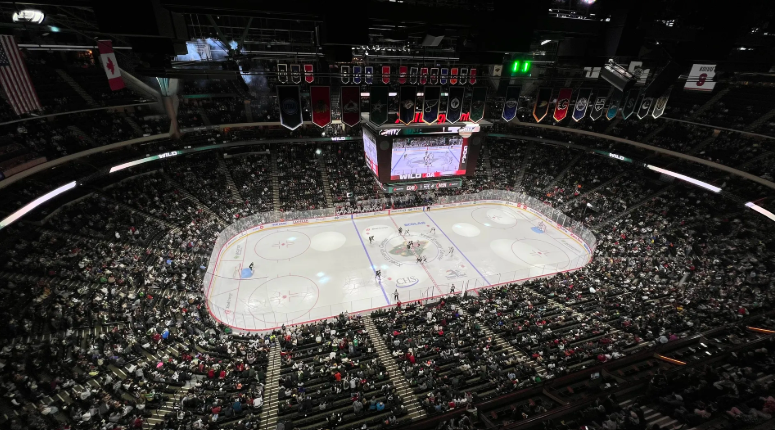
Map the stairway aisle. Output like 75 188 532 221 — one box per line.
217 157 245 204
259 347 282 430
271 151 282 211
363 316 427 420
514 142 534 190
55 69 99 108
543 152 582 192
317 158 334 208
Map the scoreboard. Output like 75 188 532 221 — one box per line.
385 178 462 193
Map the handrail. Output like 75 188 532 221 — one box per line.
0 101 158 127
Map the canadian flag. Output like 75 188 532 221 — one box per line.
98 40 125 91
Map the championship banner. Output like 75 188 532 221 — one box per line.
422 86 441 124
533 87 552 123
277 85 303 130
572 88 592 122
98 40 125 91
410 67 418 84
382 66 390 84
398 86 417 124
430 68 439 84
636 96 653 120
398 66 408 84
450 68 459 85
420 67 428 85
684 64 716 92
502 86 521 121
290 64 301 84
469 68 477 85
340 86 361 127
606 90 622 120
589 95 607 121
304 64 314 83
277 64 288 83
340 66 350 84
365 66 373 85
446 87 465 123
651 87 671 119
553 88 572 122
621 89 639 120
369 86 389 126
352 66 362 84
459 68 468 84
440 68 449 84
310 86 331 127
470 87 487 122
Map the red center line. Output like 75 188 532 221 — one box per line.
388 215 443 296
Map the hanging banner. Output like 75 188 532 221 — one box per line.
398 66 408 84
621 89 640 120
420 67 428 85
369 85 389 126
304 64 314 83
277 64 288 83
98 40 125 91
340 66 350 84
652 87 671 119
409 67 418 84
398 86 417 124
290 64 301 84
310 86 331 127
469 68 477 85
450 68 459 85
340 86 361 127
422 86 441 124
589 95 607 121
502 86 521 121
459 68 468 85
553 88 572 122
492 65 503 77
446 87 465 123
533 87 552 123
470 87 487 122
606 90 623 120
637 96 653 120
352 66 362 84
430 68 439 84
572 88 592 122
382 66 390 84
684 64 717 92
440 68 449 85
365 66 374 85
277 85 303 130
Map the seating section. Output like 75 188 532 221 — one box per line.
276 146 327 211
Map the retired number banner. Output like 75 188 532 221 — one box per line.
399 86 417 124
446 87 465 123
422 86 441 124
502 86 521 121
533 88 552 123
277 85 303 130
340 86 361 127
572 88 592 122
553 88 572 122
310 86 331 127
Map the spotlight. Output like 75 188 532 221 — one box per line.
12 9 45 24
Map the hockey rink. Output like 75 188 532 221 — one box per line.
205 203 591 331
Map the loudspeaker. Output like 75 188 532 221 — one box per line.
600 62 636 92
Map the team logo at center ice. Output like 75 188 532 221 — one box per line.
389 240 430 257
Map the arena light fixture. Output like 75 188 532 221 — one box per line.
0 181 76 230
745 202 775 222
646 165 721 193
12 9 45 24
541 40 552 45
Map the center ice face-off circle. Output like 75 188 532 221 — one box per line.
254 230 311 260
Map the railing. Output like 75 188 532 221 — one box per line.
202 190 597 331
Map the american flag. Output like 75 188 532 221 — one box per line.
0 35 41 115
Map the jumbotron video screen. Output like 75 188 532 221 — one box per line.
390 135 468 180
362 127 379 176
